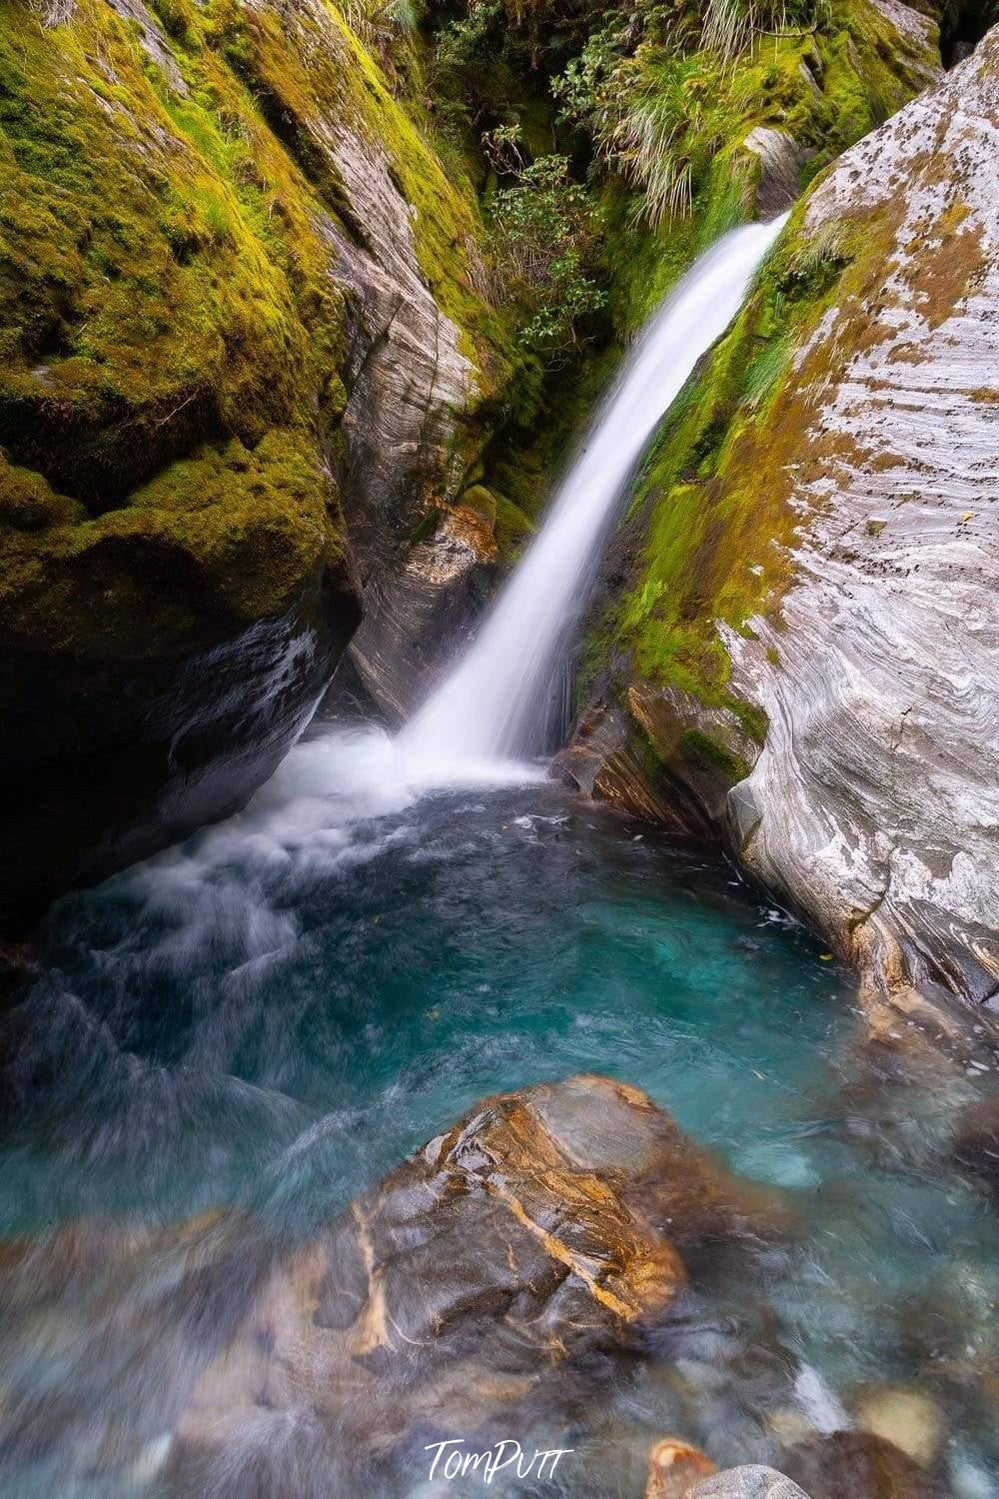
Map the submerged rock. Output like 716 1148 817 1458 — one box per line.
0 1076 792 1493
645 1436 718 1496
950 1097 999 1199
852 1386 946 1469
783 1431 946 1498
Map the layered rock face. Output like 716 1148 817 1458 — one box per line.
0 0 508 922
567 33 999 1025
0 1076 791 1494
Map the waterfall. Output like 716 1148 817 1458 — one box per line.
401 215 788 772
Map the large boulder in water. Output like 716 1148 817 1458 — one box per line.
0 1076 791 1493
565 31 999 1032
690 1467 810 1499
167 1075 791 1492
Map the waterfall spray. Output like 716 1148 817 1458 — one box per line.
402 215 788 772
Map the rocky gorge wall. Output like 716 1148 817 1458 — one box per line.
563 30 999 1034
0 0 985 950
0 0 518 923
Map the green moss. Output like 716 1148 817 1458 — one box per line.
492 490 534 557
204 0 515 391
0 0 350 499
598 186 899 718
677 727 750 783
0 0 528 663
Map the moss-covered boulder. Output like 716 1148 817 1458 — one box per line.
569 30 999 1027
0 0 512 921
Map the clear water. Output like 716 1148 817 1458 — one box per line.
1 725 997 1496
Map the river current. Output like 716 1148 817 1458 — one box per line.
1 723 996 1495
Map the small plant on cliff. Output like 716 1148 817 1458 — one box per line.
487 149 605 365
341 0 418 58
27 0 75 25
551 0 830 226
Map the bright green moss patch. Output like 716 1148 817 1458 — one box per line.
0 0 527 663
0 457 84 533
1 427 341 659
600 194 890 716
677 727 750 783
492 490 534 558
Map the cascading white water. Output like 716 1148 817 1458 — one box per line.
402 214 788 772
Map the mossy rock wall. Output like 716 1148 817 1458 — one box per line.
570 31 999 1021
487 0 942 572
0 0 515 921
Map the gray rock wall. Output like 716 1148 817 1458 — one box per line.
728 35 999 1014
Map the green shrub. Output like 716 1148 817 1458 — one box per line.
487 151 606 364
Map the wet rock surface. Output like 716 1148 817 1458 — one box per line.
345 498 500 724
0 577 359 927
783 1431 946 1498
569 32 999 1032
950 1097 999 1199
0 1075 792 1495
691 1466 810 1499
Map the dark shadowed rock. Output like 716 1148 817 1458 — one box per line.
741 128 809 218
783 1431 946 1498
0 577 359 928
951 1097 999 1200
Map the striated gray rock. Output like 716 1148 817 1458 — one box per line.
345 497 499 723
741 128 810 219
322 104 478 584
571 34 999 1034
728 35 999 1018
692 1467 810 1499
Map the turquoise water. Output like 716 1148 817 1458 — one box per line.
0 726 996 1495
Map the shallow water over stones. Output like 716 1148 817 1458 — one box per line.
0 726 997 1496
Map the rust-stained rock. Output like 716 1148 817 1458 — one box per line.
645 1436 718 1497
164 1076 791 1492
0 1075 793 1494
